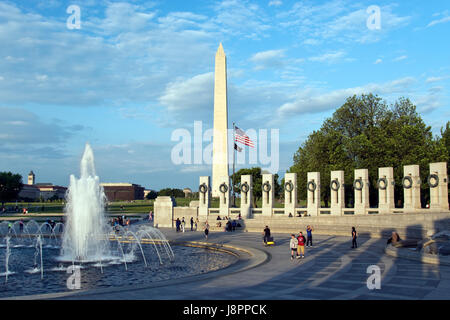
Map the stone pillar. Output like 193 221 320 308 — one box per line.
154 196 175 228
403 165 421 212
198 176 210 216
218 176 230 217
354 169 369 215
330 170 345 216
262 174 274 216
307 172 320 216
240 175 253 218
429 162 449 211
284 173 297 216
378 167 395 214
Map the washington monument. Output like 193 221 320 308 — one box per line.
212 43 229 197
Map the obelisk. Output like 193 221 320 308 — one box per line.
212 43 229 197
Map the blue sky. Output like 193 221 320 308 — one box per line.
0 0 449 190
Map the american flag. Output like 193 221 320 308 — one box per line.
234 126 254 148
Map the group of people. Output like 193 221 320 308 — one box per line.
216 215 240 232
111 215 130 230
289 225 314 259
175 217 198 232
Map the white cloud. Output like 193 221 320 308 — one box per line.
249 49 286 70
374 58 383 64
269 1 283 7
427 15 450 28
393 55 408 62
426 76 446 83
309 51 347 63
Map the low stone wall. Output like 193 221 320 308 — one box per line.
237 212 450 239
385 244 450 266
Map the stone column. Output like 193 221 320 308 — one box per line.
378 167 395 214
262 174 274 216
154 196 175 228
284 173 297 217
403 165 421 212
240 175 253 218
218 176 230 217
429 162 449 211
307 172 320 216
354 169 369 215
330 170 345 216
198 176 210 216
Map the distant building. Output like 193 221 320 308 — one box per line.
28 171 35 185
18 171 67 201
101 183 145 202
183 188 193 198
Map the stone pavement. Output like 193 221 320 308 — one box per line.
17 227 450 300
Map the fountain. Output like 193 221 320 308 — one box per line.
60 143 110 262
0 143 237 298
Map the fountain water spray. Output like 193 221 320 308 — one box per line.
4 236 10 283
61 143 110 262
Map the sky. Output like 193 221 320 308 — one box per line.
0 0 449 191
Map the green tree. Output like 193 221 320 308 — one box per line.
145 190 158 200
288 94 447 208
0 172 23 204
158 188 184 198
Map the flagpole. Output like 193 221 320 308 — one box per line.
232 122 236 207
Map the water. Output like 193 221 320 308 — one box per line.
60 143 110 262
0 243 236 298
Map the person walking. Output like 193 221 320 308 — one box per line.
190 217 194 231
306 225 314 247
290 234 298 260
175 218 181 232
204 221 210 240
262 226 271 245
351 227 358 248
297 232 306 258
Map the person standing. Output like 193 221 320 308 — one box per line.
262 226 271 245
290 234 298 260
306 225 314 247
195 217 199 231
175 218 181 232
351 227 358 248
297 232 306 258
181 217 186 233
190 217 194 231
204 221 210 240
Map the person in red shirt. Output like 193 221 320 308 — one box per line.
297 232 306 259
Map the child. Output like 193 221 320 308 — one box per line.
297 232 306 258
290 234 298 260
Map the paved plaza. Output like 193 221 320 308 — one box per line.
11 224 447 300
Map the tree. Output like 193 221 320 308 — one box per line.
0 172 23 204
158 188 184 198
230 167 281 207
288 94 447 208
145 190 158 200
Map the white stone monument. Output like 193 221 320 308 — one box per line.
153 196 175 228
240 175 253 218
330 170 345 216
212 43 229 197
218 176 230 217
262 174 274 216
199 176 210 216
284 173 297 216
378 167 395 214
403 165 421 212
307 172 320 216
354 169 369 215
429 162 449 211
